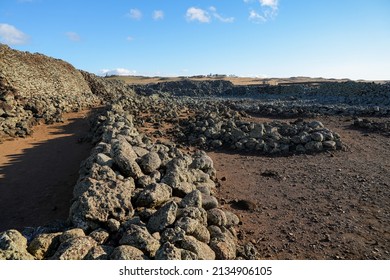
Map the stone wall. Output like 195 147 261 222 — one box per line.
0 44 102 141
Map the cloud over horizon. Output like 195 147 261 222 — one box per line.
0 23 29 45
99 68 137 76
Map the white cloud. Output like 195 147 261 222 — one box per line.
209 6 235 23
127 9 142 20
246 0 279 23
126 36 134 42
186 7 211 23
0 23 29 45
99 68 136 76
260 0 279 9
65 32 80 42
153 10 164 21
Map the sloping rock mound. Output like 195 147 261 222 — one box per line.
0 44 101 141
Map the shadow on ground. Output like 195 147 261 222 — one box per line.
0 112 94 232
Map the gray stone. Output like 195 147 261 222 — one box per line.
155 242 182 260
84 245 114 260
60 228 85 243
119 224 160 257
69 178 135 231
111 137 144 178
89 229 110 244
28 233 61 260
177 207 208 225
51 236 97 260
180 190 202 208
311 132 324 142
135 183 172 208
180 235 215 260
305 141 323 152
207 208 227 226
172 182 196 197
0 230 35 260
323 140 337 150
139 152 162 174
110 245 149 260
96 153 114 167
202 194 219 210
160 227 186 244
224 210 240 227
147 201 178 233
107 218 121 232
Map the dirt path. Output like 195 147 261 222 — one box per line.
0 111 93 232
209 116 390 260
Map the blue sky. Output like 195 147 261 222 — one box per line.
1 0 389 80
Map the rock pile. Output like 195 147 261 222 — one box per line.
133 79 390 117
353 118 390 136
0 44 101 141
0 104 245 260
178 111 344 154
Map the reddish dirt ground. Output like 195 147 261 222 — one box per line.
0 111 92 232
209 115 390 260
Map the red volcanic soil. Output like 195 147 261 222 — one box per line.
0 111 93 232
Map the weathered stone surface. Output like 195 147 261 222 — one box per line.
180 190 202 208
155 242 182 260
224 210 240 227
89 229 110 244
207 208 227 226
147 202 178 233
139 152 162 174
96 153 114 167
60 228 85 243
202 194 219 210
119 224 160 257
180 235 215 260
111 137 144 178
135 183 172 208
0 230 35 260
69 178 134 231
209 226 237 260
51 236 97 260
110 245 149 260
27 233 61 260
84 245 114 260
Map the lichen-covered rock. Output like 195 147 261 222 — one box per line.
27 232 61 260
89 229 110 244
110 245 149 260
155 242 182 260
69 178 134 231
84 245 114 260
135 183 172 208
51 236 97 260
202 194 219 210
179 190 202 208
0 230 35 260
119 224 160 257
207 208 227 226
111 136 144 179
147 202 178 233
223 210 240 227
138 152 162 174
60 228 85 243
180 235 215 260
208 226 237 260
